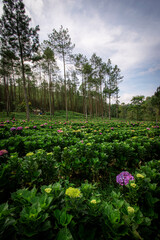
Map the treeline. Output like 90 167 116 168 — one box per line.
118 90 160 121
0 0 159 121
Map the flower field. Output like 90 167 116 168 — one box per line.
0 118 160 240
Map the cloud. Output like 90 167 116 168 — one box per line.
0 0 3 17
21 0 160 77
139 63 160 76
0 0 159 103
23 0 44 26
119 93 134 104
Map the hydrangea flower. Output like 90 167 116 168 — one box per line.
0 149 8 156
33 126 37 129
127 206 135 214
116 171 134 186
136 173 144 179
45 188 52 193
57 130 63 133
130 183 136 188
90 199 97 204
17 127 23 130
65 187 81 198
10 127 16 131
26 152 34 157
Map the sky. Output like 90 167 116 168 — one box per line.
0 0 160 104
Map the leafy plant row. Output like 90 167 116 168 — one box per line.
0 119 160 239
0 159 160 240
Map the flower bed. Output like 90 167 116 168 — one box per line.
0 119 160 239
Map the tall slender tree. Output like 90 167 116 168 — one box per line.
73 53 87 114
82 62 93 120
103 59 117 120
48 25 75 121
112 65 123 118
41 46 58 118
0 0 39 121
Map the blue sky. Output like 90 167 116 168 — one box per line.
0 0 160 103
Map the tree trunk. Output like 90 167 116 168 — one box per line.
21 59 30 121
4 76 10 116
109 94 111 120
84 76 88 121
48 63 52 119
82 73 85 115
116 92 119 118
100 83 103 119
17 20 30 121
63 53 68 121
105 96 107 118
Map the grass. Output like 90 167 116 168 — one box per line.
0 111 86 121
0 110 121 122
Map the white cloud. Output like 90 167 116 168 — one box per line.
139 63 160 76
22 0 159 78
0 0 159 103
119 93 134 104
0 0 3 17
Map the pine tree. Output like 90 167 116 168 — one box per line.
0 0 39 121
48 25 75 121
42 45 58 118
103 59 117 120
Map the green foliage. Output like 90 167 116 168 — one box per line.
0 119 160 239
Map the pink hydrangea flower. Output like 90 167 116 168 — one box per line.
57 130 63 133
17 127 23 130
0 149 8 156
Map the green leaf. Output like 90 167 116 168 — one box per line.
60 211 67 226
60 210 73 227
56 228 73 240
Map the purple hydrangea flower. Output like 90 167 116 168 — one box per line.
33 126 37 129
116 171 134 186
17 126 23 131
10 127 16 131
